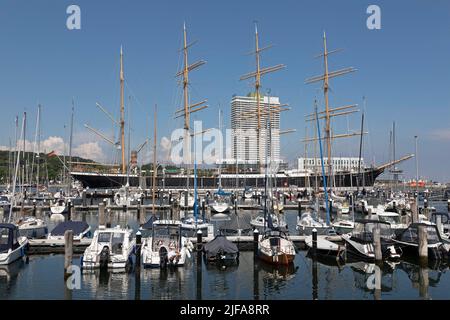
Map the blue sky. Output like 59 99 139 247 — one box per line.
0 0 450 181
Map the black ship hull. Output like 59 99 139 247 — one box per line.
71 167 384 189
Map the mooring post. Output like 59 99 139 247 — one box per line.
82 190 86 207
196 229 203 252
98 202 105 226
32 200 36 216
106 208 111 228
436 214 443 236
253 228 259 259
447 199 450 212
298 201 302 218
135 231 141 267
368 207 372 220
137 203 141 221
0 207 4 220
64 230 73 278
201 199 206 220
90 192 94 206
373 227 382 262
312 228 317 258
67 200 72 221
234 198 238 215
411 198 419 223
418 225 428 263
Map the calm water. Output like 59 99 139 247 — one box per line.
0 202 449 300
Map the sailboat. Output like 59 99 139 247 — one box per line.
211 109 231 214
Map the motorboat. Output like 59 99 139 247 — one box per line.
243 187 254 199
393 223 450 260
203 234 239 265
50 197 68 215
141 220 193 268
304 234 346 260
82 225 135 270
342 219 402 261
0 195 11 211
296 211 335 236
48 221 91 241
0 224 28 265
331 217 355 235
180 215 213 237
250 212 287 231
257 229 296 265
114 185 141 207
372 207 408 236
16 216 48 239
210 198 230 214
210 189 232 213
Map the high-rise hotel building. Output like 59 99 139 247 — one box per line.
231 93 281 165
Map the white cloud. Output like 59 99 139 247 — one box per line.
73 142 105 162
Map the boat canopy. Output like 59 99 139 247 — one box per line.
203 235 238 255
50 221 89 236
0 223 19 253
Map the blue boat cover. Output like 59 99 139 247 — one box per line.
50 221 89 236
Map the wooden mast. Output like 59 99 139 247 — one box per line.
174 23 208 198
120 46 126 174
322 32 332 183
305 32 358 192
240 23 285 172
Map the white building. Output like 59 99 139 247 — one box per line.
298 157 365 173
231 94 281 164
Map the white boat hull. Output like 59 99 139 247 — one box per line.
0 238 28 265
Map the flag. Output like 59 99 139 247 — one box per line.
46 150 57 158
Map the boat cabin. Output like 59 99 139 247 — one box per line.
0 224 21 253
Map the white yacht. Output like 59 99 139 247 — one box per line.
296 211 335 236
16 216 48 239
0 224 28 265
82 225 135 270
250 212 287 230
141 220 193 268
50 197 68 215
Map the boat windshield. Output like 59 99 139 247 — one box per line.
378 215 400 224
0 228 10 252
353 222 393 240
400 225 441 244
98 232 112 243
0 196 8 202
111 233 125 254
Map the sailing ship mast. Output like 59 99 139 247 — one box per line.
120 46 126 174
304 32 360 192
174 23 208 197
240 23 285 172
